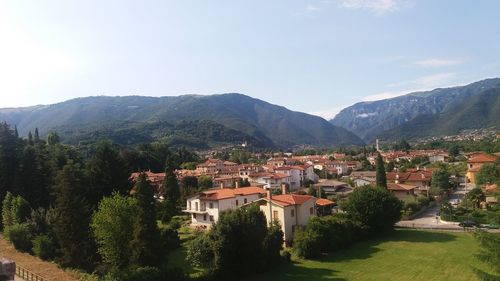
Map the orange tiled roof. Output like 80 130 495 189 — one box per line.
270 194 314 206
199 187 267 200
316 198 335 206
468 153 497 163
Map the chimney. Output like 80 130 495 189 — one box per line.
281 183 287 195
220 182 224 189
235 180 240 189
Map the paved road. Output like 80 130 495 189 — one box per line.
396 203 463 230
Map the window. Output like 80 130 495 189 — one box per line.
209 202 213 209
309 207 314 215
210 215 214 222
244 198 248 204
203 214 207 221
188 202 191 210
236 200 239 206
273 210 279 219
291 209 295 217
195 202 199 211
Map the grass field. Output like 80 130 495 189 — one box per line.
169 229 490 281
252 229 487 281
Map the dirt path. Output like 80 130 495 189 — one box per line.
0 236 80 281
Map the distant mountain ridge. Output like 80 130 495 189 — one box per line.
330 78 500 141
0 94 364 148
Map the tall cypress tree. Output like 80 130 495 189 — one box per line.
34 128 40 143
376 153 387 188
28 131 33 145
159 156 180 222
86 141 131 208
130 173 161 267
53 163 92 269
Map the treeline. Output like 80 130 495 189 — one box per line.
0 122 200 279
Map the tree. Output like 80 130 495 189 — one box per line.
467 187 485 209
344 186 402 232
262 220 284 266
386 161 395 172
376 154 387 188
448 144 459 158
208 206 268 279
14 145 50 207
186 233 214 268
159 157 181 222
431 168 451 193
47 131 60 146
28 131 33 145
34 128 40 143
86 141 131 207
473 231 500 281
476 164 500 185
198 176 213 190
91 193 139 269
2 192 14 229
130 173 161 267
0 123 21 198
53 163 92 269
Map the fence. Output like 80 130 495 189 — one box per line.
15 264 49 281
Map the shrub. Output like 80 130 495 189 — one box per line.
5 223 32 252
186 233 214 268
293 228 320 258
32 235 56 260
262 221 284 267
280 249 292 263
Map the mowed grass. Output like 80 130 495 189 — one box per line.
251 229 488 281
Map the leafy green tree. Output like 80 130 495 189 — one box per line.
53 163 92 269
130 173 161 267
473 231 500 281
376 154 387 188
198 175 213 190
159 157 180 222
476 163 500 185
14 145 50 207
467 187 486 209
86 141 131 207
344 186 402 232
91 193 139 269
47 131 60 145
262 220 284 266
448 144 459 158
186 233 214 268
10 195 31 225
431 168 451 193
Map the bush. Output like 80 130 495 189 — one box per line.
186 233 214 268
293 228 320 258
32 235 56 260
280 249 292 263
5 223 32 252
262 221 284 267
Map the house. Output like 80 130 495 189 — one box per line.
387 183 416 199
350 171 376 187
466 153 498 185
274 166 303 190
316 198 336 216
248 172 291 190
429 153 449 163
129 170 165 194
386 168 433 196
212 176 242 189
482 184 498 206
313 179 352 195
183 186 267 228
254 186 319 243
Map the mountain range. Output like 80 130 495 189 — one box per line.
0 94 364 149
330 78 500 142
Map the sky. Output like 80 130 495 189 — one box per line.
0 0 499 119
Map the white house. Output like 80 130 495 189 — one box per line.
248 172 291 190
183 186 267 228
274 166 303 190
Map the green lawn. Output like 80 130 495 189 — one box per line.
254 229 487 281
168 229 490 281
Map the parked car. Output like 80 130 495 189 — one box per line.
459 220 477 227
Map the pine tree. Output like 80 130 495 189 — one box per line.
34 128 40 143
159 156 180 222
2 192 14 229
376 153 387 188
53 163 92 269
28 131 33 145
86 141 130 207
0 123 21 198
14 146 50 207
130 173 161 267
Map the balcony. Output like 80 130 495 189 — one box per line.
182 206 207 214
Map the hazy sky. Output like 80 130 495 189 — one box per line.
1 0 499 119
